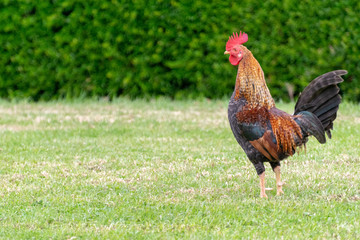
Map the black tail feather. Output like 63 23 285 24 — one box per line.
294 111 326 144
294 70 346 140
301 86 340 114
314 95 341 119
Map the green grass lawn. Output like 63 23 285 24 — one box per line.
0 99 359 239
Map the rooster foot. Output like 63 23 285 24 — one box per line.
276 189 284 196
276 181 285 196
260 187 273 198
260 192 268 198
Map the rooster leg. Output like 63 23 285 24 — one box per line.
273 165 284 196
259 172 272 198
253 162 271 198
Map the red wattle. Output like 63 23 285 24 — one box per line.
229 55 240 66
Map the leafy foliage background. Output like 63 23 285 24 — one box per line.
0 0 359 101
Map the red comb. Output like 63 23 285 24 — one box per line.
226 32 248 51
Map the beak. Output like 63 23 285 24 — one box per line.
224 50 230 55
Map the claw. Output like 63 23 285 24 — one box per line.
260 193 268 198
276 189 284 196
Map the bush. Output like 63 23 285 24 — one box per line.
0 0 359 101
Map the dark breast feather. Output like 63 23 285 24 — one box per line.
239 121 266 141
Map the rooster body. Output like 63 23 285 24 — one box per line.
225 33 346 198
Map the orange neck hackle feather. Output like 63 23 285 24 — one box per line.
234 46 275 109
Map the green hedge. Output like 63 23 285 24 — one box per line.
0 0 359 101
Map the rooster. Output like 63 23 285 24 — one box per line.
225 32 347 198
